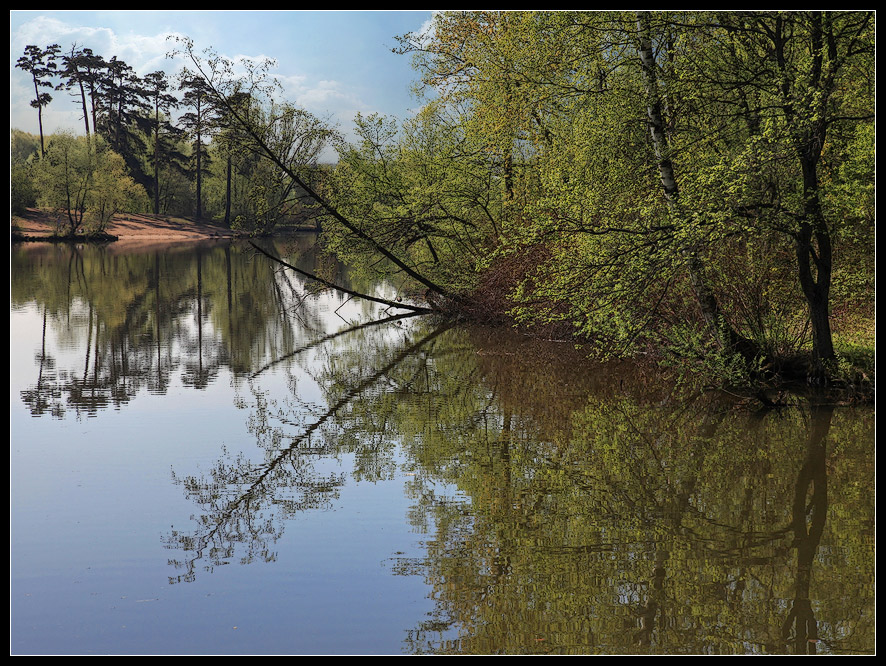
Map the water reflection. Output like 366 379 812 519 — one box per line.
10 243 874 654
782 405 830 654
388 347 872 655
12 237 362 416
173 319 873 654
164 322 450 584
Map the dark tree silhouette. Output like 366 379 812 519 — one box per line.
16 43 61 156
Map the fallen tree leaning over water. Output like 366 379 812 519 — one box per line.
170 38 460 308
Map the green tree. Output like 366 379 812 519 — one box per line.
700 12 875 371
400 11 873 379
94 56 152 191
208 90 254 226
328 107 505 298
11 130 41 215
179 74 218 220
34 133 147 236
231 102 331 234
169 36 457 301
73 48 109 140
11 162 38 216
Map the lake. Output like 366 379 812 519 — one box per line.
10 237 875 655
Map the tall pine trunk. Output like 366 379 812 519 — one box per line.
195 128 203 220
77 78 90 136
31 73 46 157
153 103 160 215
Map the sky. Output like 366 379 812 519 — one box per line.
10 10 435 157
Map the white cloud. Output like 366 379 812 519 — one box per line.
11 16 189 136
12 17 179 77
410 12 439 50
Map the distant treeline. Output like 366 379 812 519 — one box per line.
13 43 332 232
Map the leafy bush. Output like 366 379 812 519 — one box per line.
11 162 37 215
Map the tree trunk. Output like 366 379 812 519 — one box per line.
153 104 160 215
796 157 835 370
88 79 98 140
770 12 836 374
184 43 459 303
224 151 232 227
636 12 758 361
195 127 203 221
193 93 204 221
78 77 90 136
32 73 46 157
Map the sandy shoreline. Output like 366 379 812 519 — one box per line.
12 208 238 251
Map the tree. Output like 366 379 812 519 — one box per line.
16 44 61 157
397 12 716 349
396 11 557 211
328 107 505 297
11 130 41 215
55 44 93 137
34 133 146 236
11 128 41 164
88 142 150 230
241 102 333 234
704 11 875 371
634 12 760 361
219 92 252 226
179 74 217 220
74 48 109 139
144 70 181 214
169 37 456 301
399 11 872 378
95 56 152 191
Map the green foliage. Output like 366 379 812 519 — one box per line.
33 132 147 235
326 107 504 293
15 43 61 155
11 129 41 164
11 162 37 216
391 11 874 379
159 16 870 382
228 102 331 234
657 321 764 389
11 130 41 216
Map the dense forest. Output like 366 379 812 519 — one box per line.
12 11 875 389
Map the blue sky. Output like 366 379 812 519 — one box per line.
10 10 435 155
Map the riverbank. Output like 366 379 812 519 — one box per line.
11 207 237 252
11 207 873 402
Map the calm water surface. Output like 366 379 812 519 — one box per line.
10 239 875 655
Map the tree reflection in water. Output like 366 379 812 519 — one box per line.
167 320 873 654
11 243 874 654
164 322 447 583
